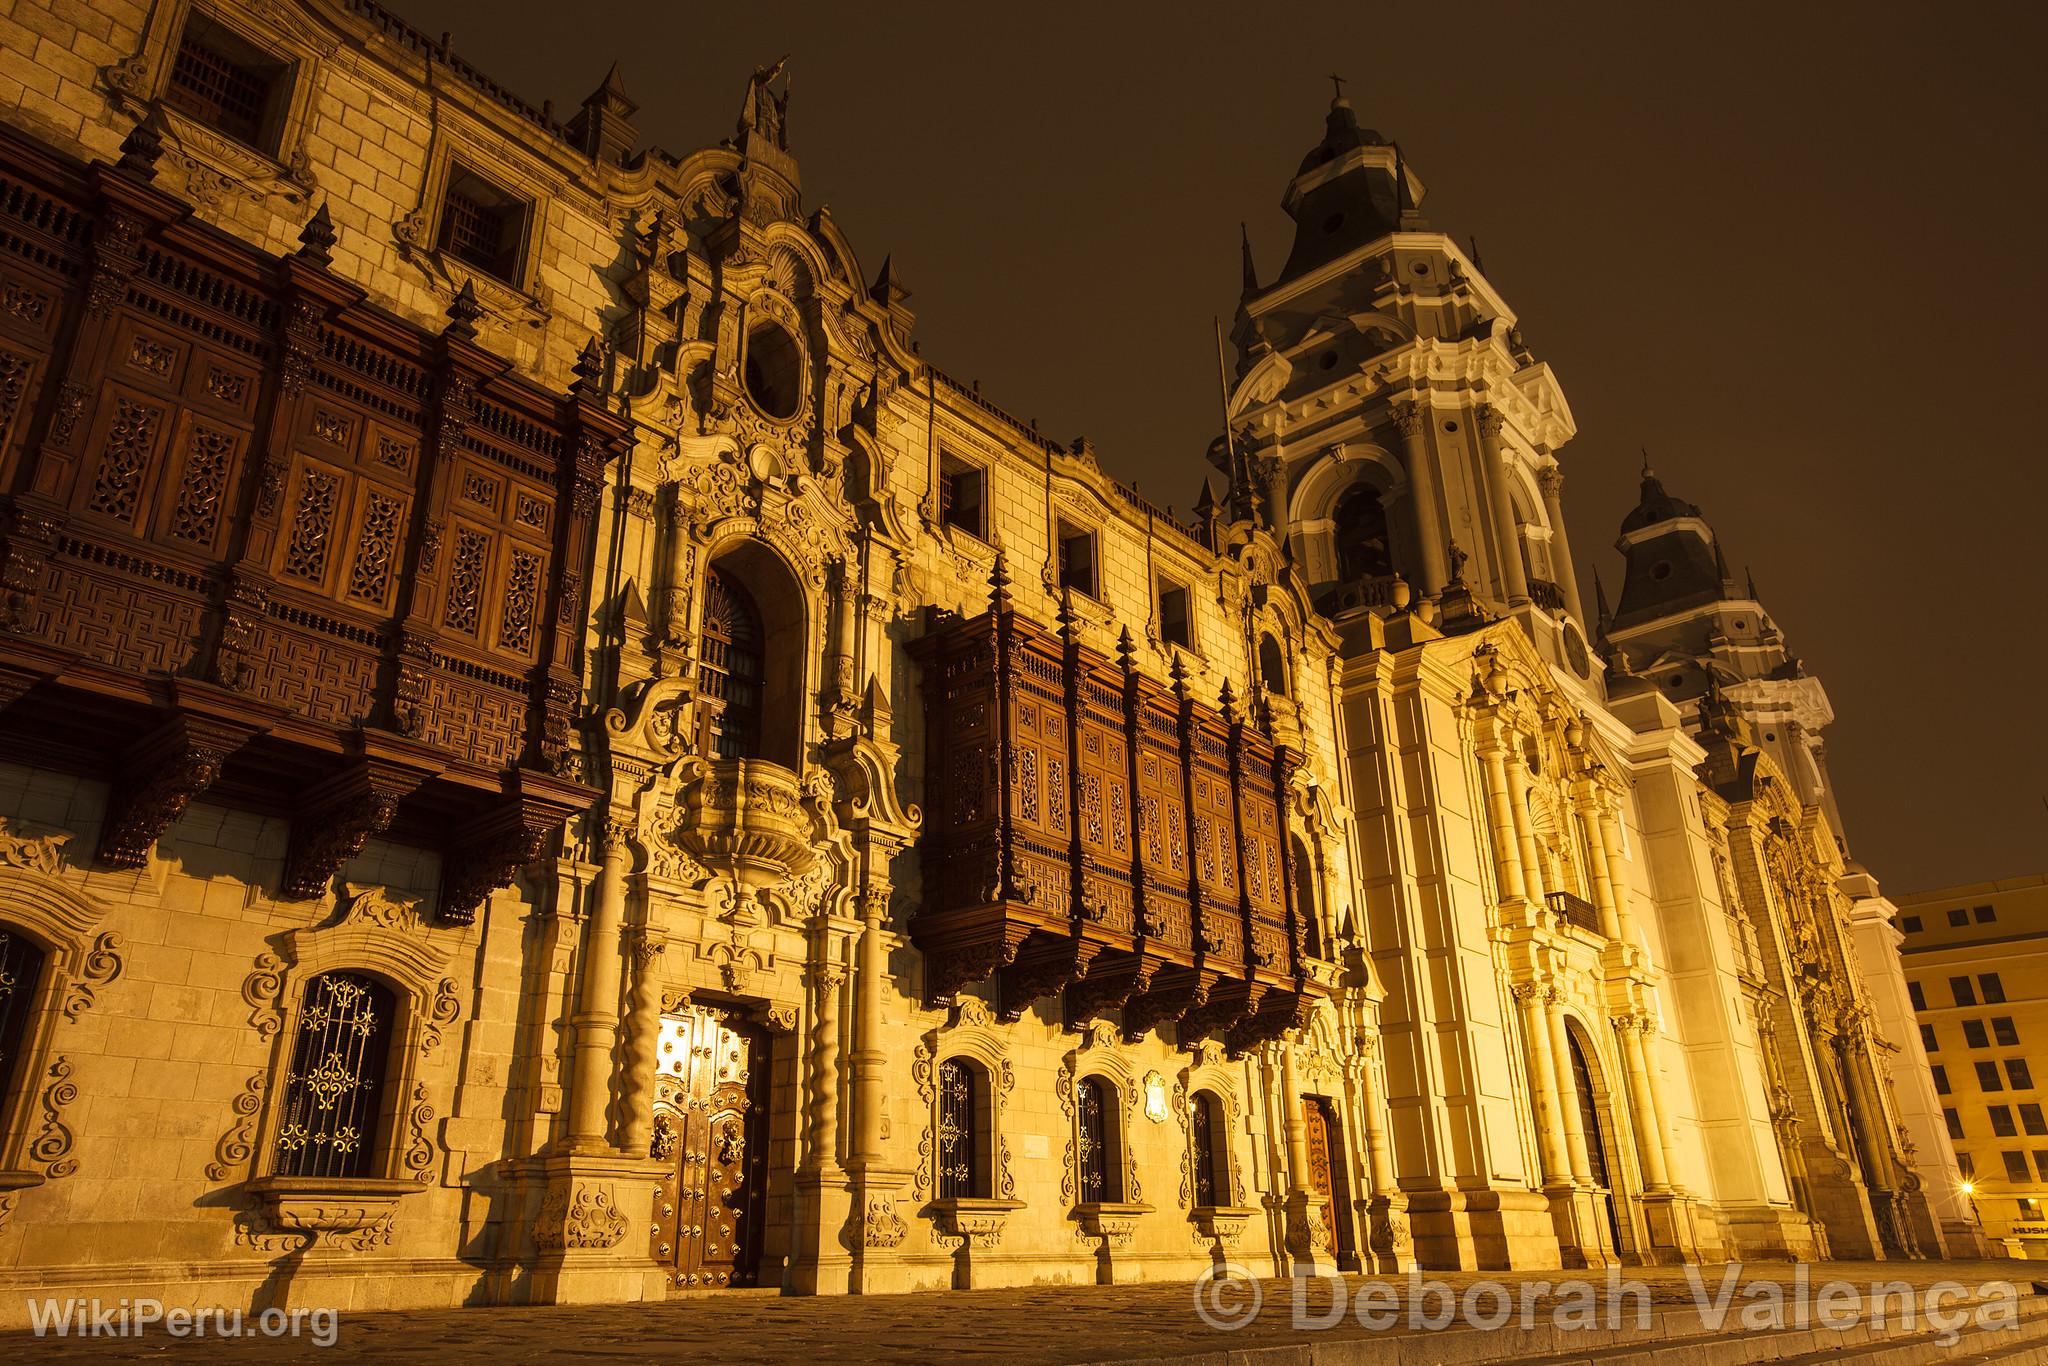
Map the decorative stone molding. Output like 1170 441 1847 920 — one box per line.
930 1196 1023 1248
1073 1202 1149 1249
245 1175 417 1252
58 931 123 1022
1192 1205 1256 1250
205 1071 268 1182
26 1057 79 1178
911 999 1018 1201
532 1181 629 1251
845 1189 911 1249
0 816 70 875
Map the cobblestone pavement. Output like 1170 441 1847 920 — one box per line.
3 1260 2040 1364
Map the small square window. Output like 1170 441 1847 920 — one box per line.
2012 1059 2034 1090
1981 973 2007 1004
1995 1017 2020 1047
1933 1065 1950 1095
1158 580 1191 649
1990 1103 2016 1136
1980 1062 2006 1093
1908 980 1926 1011
938 455 986 539
2007 1151 2031 1182
2021 1103 2046 1135
1952 976 1977 1007
1976 904 1998 924
1949 908 1971 927
1056 521 1096 599
437 165 530 285
162 12 294 154
1922 1022 1939 1052
1965 1019 1990 1049
1900 915 1923 933
1945 1107 1965 1139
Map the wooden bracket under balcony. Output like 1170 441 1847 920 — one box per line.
438 768 591 925
97 699 273 869
279 739 447 900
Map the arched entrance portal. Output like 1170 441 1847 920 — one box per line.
649 1003 771 1289
1565 1026 1625 1257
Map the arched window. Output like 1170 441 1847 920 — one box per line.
274 971 396 1180
937 1058 989 1200
1077 1076 1122 1203
1191 1090 1227 1207
698 569 765 760
0 923 46 1117
1334 484 1393 582
1258 635 1288 697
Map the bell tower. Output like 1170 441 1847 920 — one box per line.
1222 86 1593 678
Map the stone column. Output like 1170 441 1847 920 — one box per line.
806 961 847 1173
849 891 888 1165
1515 983 1571 1184
1545 994 1593 1183
1477 405 1530 606
1617 1014 1672 1192
616 929 667 1156
1352 1042 1411 1271
1596 800 1637 945
1577 788 1623 940
1535 464 1585 622
567 817 632 1150
1506 767 1550 905
1280 1042 1330 1271
1393 400 1448 598
1477 726 1527 905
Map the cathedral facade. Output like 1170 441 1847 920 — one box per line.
0 0 1975 1318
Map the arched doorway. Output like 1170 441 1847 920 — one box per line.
648 1002 771 1289
1564 1023 1625 1258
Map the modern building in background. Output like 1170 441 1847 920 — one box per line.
1896 877 2048 1255
0 0 1979 1320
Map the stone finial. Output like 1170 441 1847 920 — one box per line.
1218 678 1238 723
571 339 605 400
1116 626 1136 672
870 253 909 306
445 280 483 341
987 545 1012 614
296 203 336 268
1055 585 1080 643
115 106 167 180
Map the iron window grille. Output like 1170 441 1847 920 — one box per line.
1076 1077 1120 1203
936 1059 986 1200
273 971 395 1179
1191 1091 1224 1207
162 15 291 152
436 167 529 284
0 925 45 1119
696 570 764 761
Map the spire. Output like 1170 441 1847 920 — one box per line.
1746 565 1759 601
569 61 639 165
295 202 336 268
1239 223 1259 296
1593 569 1613 635
870 254 909 306
1712 532 1732 590
444 280 483 342
987 544 1013 614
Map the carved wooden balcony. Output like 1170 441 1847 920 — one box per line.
1545 889 1602 936
0 124 613 919
910 560 1325 1046
674 757 815 889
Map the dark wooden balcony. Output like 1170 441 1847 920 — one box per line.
0 122 616 919
1545 889 1602 936
910 557 1322 1049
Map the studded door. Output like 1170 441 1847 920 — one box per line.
648 1005 768 1289
1301 1096 1356 1261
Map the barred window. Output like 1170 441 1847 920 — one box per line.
697 569 765 761
938 456 985 539
1191 1090 1225 1207
436 166 529 285
1056 522 1096 599
936 1059 987 1200
1076 1076 1120 1203
162 14 292 153
274 971 395 1179
0 924 46 1118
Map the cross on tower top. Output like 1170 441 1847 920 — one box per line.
1329 73 1348 102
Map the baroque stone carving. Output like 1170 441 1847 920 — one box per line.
0 816 72 875
533 1182 629 1251
59 931 124 1022
205 1071 268 1182
28 1057 80 1179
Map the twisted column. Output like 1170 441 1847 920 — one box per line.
806 961 847 1172
616 929 666 1155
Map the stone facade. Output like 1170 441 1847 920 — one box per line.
0 0 1974 1321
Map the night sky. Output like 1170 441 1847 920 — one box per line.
395 0 2046 894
